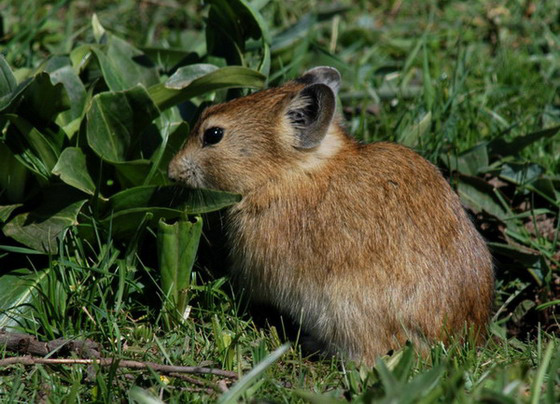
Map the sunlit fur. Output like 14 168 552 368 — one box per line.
168 68 494 364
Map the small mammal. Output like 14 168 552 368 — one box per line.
169 67 494 364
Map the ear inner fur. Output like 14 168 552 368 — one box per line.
287 83 336 149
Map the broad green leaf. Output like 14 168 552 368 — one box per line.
107 185 241 215
154 105 184 131
487 242 542 267
15 72 70 127
4 114 60 179
0 77 37 115
149 66 265 111
2 189 87 253
69 44 94 74
459 143 489 175
488 125 560 157
148 121 189 185
0 204 22 223
0 55 18 129
142 47 198 72
0 80 29 114
456 174 509 220
12 68 33 84
86 85 160 162
206 0 269 64
154 121 189 171
165 64 219 89
0 143 28 202
179 188 242 213
165 66 265 93
259 43 271 76
0 54 17 103
100 207 182 238
0 268 49 330
90 47 138 93
99 183 239 237
529 177 559 204
398 111 431 147
42 55 68 72
49 63 87 137
441 143 489 176
90 16 159 92
391 344 415 382
91 14 106 43
233 0 271 44
52 148 96 195
113 159 156 188
500 163 544 186
157 216 202 325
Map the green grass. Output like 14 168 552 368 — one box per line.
0 0 559 402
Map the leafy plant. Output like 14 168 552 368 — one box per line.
0 9 261 329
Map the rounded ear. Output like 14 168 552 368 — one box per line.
296 66 341 95
285 83 336 149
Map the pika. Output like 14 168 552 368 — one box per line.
168 67 494 364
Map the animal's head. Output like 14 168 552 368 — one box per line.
168 66 341 193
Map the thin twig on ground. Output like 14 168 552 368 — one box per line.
0 330 238 385
0 356 238 379
169 372 230 393
0 330 100 358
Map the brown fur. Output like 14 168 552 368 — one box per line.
168 67 494 364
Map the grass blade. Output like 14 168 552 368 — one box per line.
530 341 555 404
217 344 289 403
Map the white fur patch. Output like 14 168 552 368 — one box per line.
297 126 344 171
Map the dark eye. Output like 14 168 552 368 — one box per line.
202 127 224 147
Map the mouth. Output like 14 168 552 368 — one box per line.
168 157 206 189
